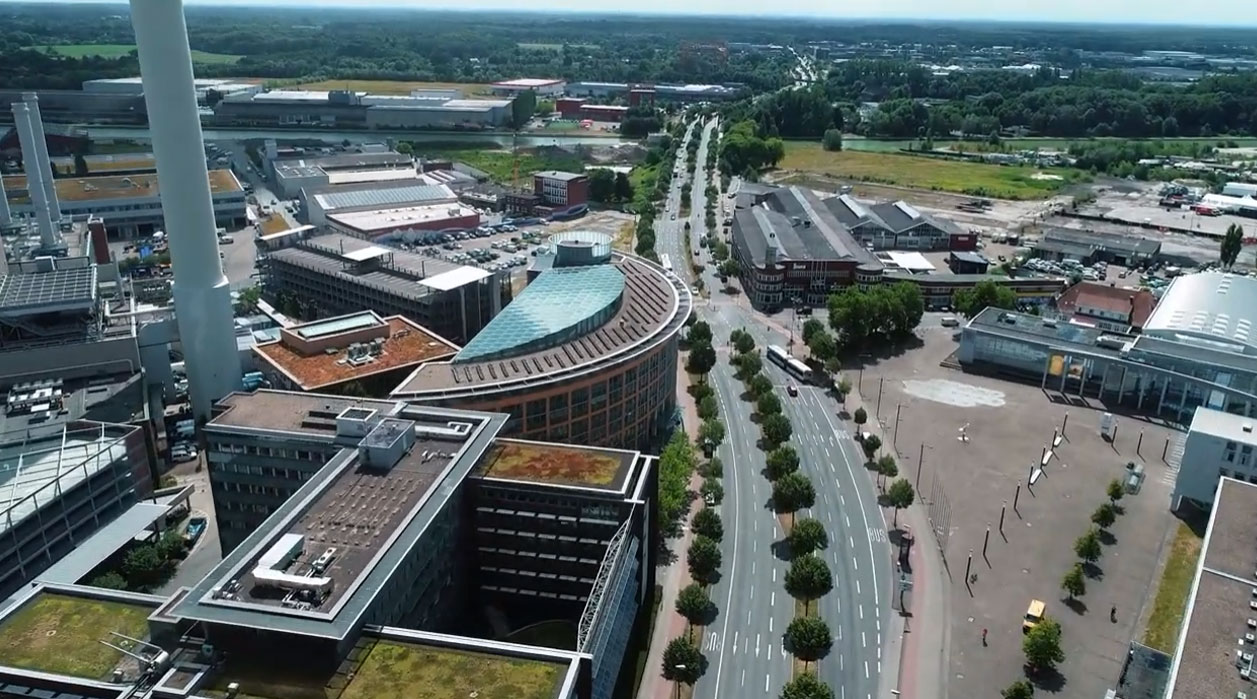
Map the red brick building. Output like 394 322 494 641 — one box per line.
555 98 629 123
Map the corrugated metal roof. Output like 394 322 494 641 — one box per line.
1143 272 1257 351
314 184 454 212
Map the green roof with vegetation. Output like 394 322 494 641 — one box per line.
0 593 153 679
340 641 565 699
480 440 630 489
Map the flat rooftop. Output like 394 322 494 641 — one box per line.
236 428 461 612
476 439 635 491
328 203 478 234
3 169 241 205
49 152 156 173
1041 227 1162 255
255 315 458 391
968 306 1115 351
1167 477 1257 699
209 391 401 436
393 253 687 397
338 639 567 699
0 591 154 680
492 78 563 87
265 233 467 301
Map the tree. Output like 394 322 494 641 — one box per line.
662 635 704 685
785 553 833 613
156 529 186 561
395 141 414 156
861 434 882 462
853 407 867 426
73 152 89 176
588 168 617 203
761 413 793 447
676 583 710 627
1001 679 1035 699
698 395 719 421
836 377 853 403
757 392 783 417
1074 527 1102 563
802 318 826 344
689 320 713 347
687 343 717 378
822 128 844 152
511 89 537 129
790 517 828 557
699 455 722 479
886 478 915 526
750 374 773 397
876 454 899 488
785 615 833 662
700 419 726 448
701 478 724 505
1221 223 1244 268
614 171 634 202
658 431 697 527
1023 617 1065 671
766 445 800 480
954 279 1017 318
773 472 816 526
807 330 838 365
1061 563 1086 600
736 353 763 380
693 507 724 542
732 330 756 355
122 544 169 589
782 673 835 699
1091 503 1116 529
1106 478 1125 505
89 571 128 591
687 536 722 584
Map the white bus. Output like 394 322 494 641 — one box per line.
660 254 673 273
766 345 813 383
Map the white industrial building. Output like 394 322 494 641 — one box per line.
303 182 458 227
212 89 515 130
82 76 261 104
270 149 416 198
490 78 567 97
1222 181 1257 198
1173 407 1257 509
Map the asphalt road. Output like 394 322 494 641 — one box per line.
664 115 891 699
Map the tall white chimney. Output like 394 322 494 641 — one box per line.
12 101 60 250
0 170 11 226
130 0 241 420
21 93 61 221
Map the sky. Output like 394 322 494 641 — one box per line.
10 0 1250 25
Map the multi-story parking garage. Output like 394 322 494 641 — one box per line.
391 232 691 452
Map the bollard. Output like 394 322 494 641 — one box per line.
1137 430 1144 456
1163 438 1169 461
983 525 991 558
999 501 1007 533
1014 484 1021 511
1062 411 1069 435
965 548 973 583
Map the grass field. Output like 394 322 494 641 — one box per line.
779 142 1086 200
1143 521 1204 652
292 79 492 96
31 43 240 64
0 593 153 679
413 145 584 183
841 135 1257 154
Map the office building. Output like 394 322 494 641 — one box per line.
195 390 654 699
491 78 568 97
1033 228 1161 266
257 230 506 345
2 169 247 238
730 184 881 309
253 311 458 395
392 231 690 452
1165 477 1257 699
957 272 1257 424
1052 281 1157 333
556 98 630 122
506 171 590 218
1172 407 1257 509
0 418 153 599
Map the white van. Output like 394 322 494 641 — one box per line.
941 316 960 328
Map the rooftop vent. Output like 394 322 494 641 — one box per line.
1244 423 1253 434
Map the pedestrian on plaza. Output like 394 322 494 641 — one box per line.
981 628 988 646
1110 605 1117 623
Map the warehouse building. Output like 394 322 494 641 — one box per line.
327 202 481 239
256 230 506 345
270 149 416 198
565 81 742 103
3 169 246 238
81 76 261 104
958 272 1257 424
825 194 965 251
556 98 630 122
491 78 567 97
213 89 515 131
301 181 458 226
0 90 146 126
1032 228 1162 266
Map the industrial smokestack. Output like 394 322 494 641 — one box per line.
0 170 11 226
130 0 241 419
12 101 60 251
21 93 61 221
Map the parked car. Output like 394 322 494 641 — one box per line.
184 517 207 545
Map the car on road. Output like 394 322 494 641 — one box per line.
1023 599 1045 633
671 213 676 220
940 316 960 328
787 384 798 397
185 517 207 546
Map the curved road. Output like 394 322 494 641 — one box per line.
656 115 892 699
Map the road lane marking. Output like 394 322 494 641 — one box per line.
849 536 855 548
765 674 770 692
822 410 884 610
841 495 846 507
853 557 858 571
864 661 870 679
772 568 777 583
750 585 754 600
771 591 776 606
845 515 851 527
862 631 866 647
837 626 842 640
756 634 761 657
768 642 772 658
856 579 861 594
859 604 864 619
769 617 773 633
752 560 756 575
733 631 738 651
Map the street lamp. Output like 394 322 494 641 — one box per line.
672 664 688 699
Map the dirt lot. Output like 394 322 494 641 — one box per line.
853 329 1183 698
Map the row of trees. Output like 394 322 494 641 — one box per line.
89 530 186 592
825 283 926 350
719 119 786 180
587 168 635 205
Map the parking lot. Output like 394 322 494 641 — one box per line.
852 329 1183 698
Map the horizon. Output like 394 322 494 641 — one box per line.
2 0 1255 28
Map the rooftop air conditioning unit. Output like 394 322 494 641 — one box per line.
1247 633 1256 644
1248 618 1257 629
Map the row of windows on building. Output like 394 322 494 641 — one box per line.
1224 441 1255 466
212 441 335 463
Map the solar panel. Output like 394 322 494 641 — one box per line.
0 266 97 314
